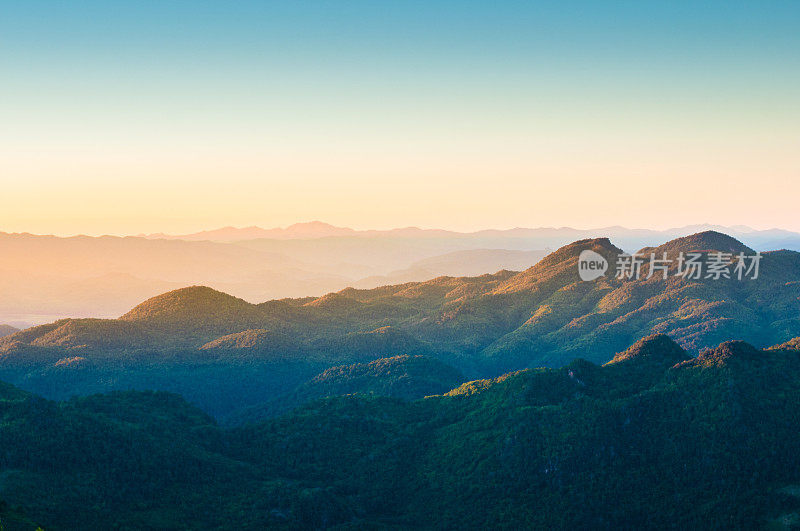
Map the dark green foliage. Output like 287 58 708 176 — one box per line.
0 499 40 531
229 354 464 423
3 337 800 528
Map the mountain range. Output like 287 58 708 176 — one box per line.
3 334 800 528
139 220 800 249
0 229 799 528
0 230 797 422
3 223 799 328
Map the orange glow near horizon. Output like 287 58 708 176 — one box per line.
2 128 798 236
2 2 799 236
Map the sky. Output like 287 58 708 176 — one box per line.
1 1 799 236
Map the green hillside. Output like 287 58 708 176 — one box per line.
2 335 800 528
229 354 464 423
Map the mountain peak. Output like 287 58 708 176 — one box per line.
605 334 689 366
0 324 19 338
493 237 623 294
679 340 763 368
286 220 337 230
709 340 762 358
304 292 362 310
121 286 253 322
530 237 622 271
281 221 355 238
652 231 753 256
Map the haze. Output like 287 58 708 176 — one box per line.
2 221 799 329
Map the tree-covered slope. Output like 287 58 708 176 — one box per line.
4 336 800 528
229 354 464 423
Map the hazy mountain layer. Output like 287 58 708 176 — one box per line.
0 231 548 325
0 324 19 338
4 222 800 326
141 220 800 251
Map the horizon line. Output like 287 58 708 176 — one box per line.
1 221 795 240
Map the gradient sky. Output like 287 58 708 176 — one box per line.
1 1 799 235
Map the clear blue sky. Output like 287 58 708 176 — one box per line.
2 1 799 234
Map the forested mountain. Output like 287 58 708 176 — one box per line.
228 354 464 424
0 324 19 338
0 231 797 420
3 335 800 529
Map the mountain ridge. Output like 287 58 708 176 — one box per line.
0 324 19 338
135 222 800 244
0 231 798 419
5 224 800 327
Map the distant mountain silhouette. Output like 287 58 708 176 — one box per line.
3 224 800 325
0 324 18 338
353 248 549 287
139 222 800 251
142 221 357 241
